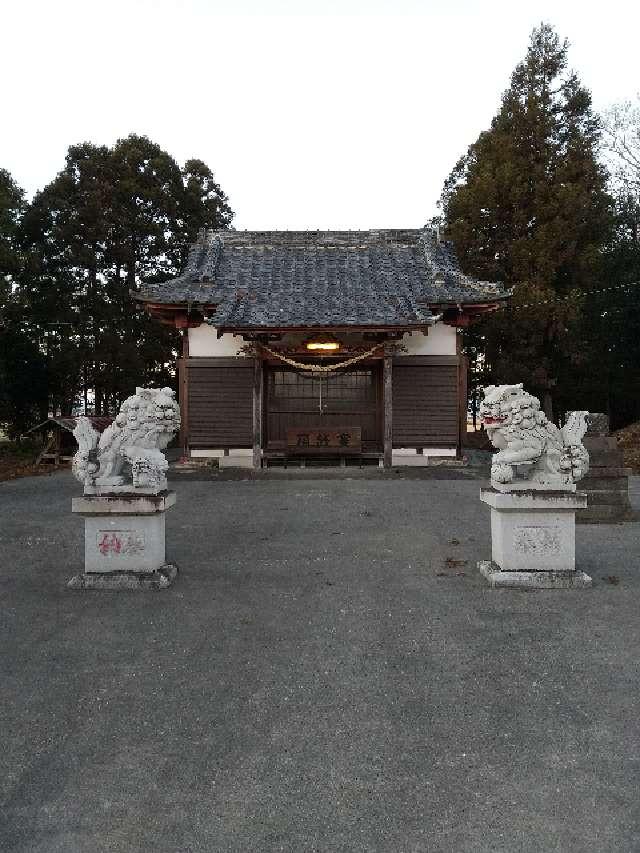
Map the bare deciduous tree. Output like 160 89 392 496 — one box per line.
603 96 640 193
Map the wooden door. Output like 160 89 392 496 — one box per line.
265 367 380 451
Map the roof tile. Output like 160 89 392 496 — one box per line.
137 227 508 328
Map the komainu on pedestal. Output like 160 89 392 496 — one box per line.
481 383 589 491
69 388 181 590
478 384 592 589
72 387 180 494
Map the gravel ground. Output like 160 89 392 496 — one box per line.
1 471 639 853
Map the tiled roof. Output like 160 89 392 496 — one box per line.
136 228 509 329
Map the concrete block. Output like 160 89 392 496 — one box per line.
579 476 629 490
219 455 255 469
578 420 632 524
391 454 430 467
584 466 633 478
480 488 585 573
583 436 619 452
576 505 631 524
586 489 632 507
81 513 166 573
71 491 176 577
583 450 626 467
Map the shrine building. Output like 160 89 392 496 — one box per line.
136 227 508 468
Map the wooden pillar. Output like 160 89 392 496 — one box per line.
178 330 189 460
252 356 263 470
456 332 467 458
383 352 393 469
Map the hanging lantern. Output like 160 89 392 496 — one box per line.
304 333 341 352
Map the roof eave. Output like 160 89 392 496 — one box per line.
213 321 436 335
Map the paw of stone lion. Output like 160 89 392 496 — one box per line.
492 462 514 483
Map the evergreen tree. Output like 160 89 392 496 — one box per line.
0 169 47 436
19 135 233 417
574 193 640 427
440 24 612 419
0 168 24 292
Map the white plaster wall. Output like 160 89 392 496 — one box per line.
401 323 457 356
191 448 253 467
392 448 456 465
188 325 243 357
188 324 458 358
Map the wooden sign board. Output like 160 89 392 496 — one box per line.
287 427 362 454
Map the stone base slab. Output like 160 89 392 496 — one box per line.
83 483 169 496
478 561 592 589
72 490 176 515
480 489 587 510
68 563 178 590
491 480 577 493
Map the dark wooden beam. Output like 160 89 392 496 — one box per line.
456 332 467 457
178 330 189 460
252 356 263 470
432 303 506 327
223 324 432 335
383 352 393 469
139 302 214 328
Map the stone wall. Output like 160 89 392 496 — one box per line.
577 413 633 523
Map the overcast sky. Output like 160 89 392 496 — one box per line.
2 0 638 229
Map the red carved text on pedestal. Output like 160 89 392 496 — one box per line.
98 533 122 555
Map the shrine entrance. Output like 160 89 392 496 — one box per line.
264 366 381 454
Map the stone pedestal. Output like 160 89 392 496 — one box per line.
479 488 591 589
577 414 632 524
68 491 178 590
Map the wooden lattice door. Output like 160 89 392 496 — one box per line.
265 367 380 451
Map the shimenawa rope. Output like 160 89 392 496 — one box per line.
258 343 383 372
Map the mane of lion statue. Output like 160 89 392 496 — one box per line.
72 387 181 493
480 384 589 490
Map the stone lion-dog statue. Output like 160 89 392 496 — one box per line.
72 387 181 493
480 383 589 490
